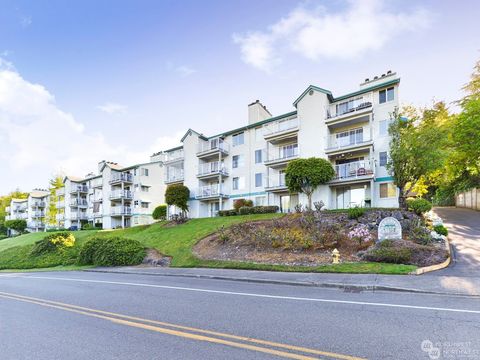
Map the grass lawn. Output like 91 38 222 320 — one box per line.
0 215 417 274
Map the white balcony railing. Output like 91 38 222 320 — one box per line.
70 212 87 221
56 201 65 208
31 211 45 218
31 201 46 208
263 117 299 136
13 205 28 212
266 175 287 189
334 160 375 180
328 95 373 119
265 144 299 163
165 149 184 162
70 185 88 193
197 140 230 155
111 206 132 216
10 213 28 220
110 190 133 200
326 127 371 150
28 221 45 228
197 161 228 176
109 173 133 184
56 213 65 221
195 184 228 199
165 168 184 183
70 198 88 207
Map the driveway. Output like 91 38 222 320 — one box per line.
433 207 480 277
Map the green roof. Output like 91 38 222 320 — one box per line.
332 78 400 102
293 85 333 107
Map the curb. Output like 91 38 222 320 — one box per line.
82 268 480 298
411 236 452 276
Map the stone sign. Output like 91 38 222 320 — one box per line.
378 217 402 241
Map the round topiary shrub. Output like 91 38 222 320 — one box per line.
30 232 75 256
406 198 432 215
152 204 167 220
78 237 146 266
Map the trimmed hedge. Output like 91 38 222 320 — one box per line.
218 209 238 216
78 237 146 266
153 205 167 220
218 205 279 216
406 198 432 215
362 240 412 264
347 206 365 219
433 224 448 236
30 232 75 256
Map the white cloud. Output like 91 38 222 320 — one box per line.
233 0 432 72
20 15 32 28
96 102 128 114
175 65 197 77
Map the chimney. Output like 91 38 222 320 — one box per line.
248 100 272 125
98 160 106 173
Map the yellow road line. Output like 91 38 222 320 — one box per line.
0 291 366 360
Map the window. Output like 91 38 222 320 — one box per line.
379 87 394 104
379 152 388 167
141 202 149 209
134 200 139 207
379 120 389 136
232 132 244 146
141 185 149 192
141 168 149 176
232 177 244 190
255 196 266 206
255 173 263 187
255 149 262 164
255 127 264 142
380 183 396 198
232 155 243 169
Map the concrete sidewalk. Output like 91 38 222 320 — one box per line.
84 266 480 297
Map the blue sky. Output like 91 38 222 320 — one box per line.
0 0 479 191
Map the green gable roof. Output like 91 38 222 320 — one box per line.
332 78 400 102
293 85 333 107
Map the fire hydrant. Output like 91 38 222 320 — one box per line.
332 248 340 264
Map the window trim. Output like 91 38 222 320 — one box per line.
379 182 397 199
379 151 388 167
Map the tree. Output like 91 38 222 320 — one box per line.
285 157 335 209
165 184 190 214
152 204 167 220
5 219 27 233
0 190 28 224
46 175 64 227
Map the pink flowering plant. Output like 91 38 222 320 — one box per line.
348 224 373 245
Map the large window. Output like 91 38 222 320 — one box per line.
232 177 244 190
255 149 262 164
255 173 263 187
379 87 394 104
254 196 266 206
232 132 244 146
380 183 396 198
379 152 388 167
232 155 243 169
141 168 149 176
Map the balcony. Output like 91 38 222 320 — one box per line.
111 206 132 216
56 213 65 221
109 173 133 185
197 140 229 160
263 117 299 144
70 185 88 193
56 188 65 196
13 205 27 212
197 161 228 179
195 185 229 200
31 211 45 218
31 201 46 208
109 190 133 201
70 212 88 221
10 213 27 220
70 198 88 207
264 144 299 168
330 160 375 184
164 149 184 164
325 127 372 154
28 221 45 229
165 170 185 184
56 201 65 209
326 95 373 126
91 179 103 188
265 176 288 193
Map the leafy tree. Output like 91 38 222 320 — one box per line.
285 157 335 209
5 219 27 233
152 204 167 220
165 184 190 214
0 190 28 224
46 175 64 226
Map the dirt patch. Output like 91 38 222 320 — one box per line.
141 248 171 267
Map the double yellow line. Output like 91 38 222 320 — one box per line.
0 291 365 360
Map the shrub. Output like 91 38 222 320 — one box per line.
347 224 372 244
218 209 238 216
169 213 188 224
30 232 75 256
252 205 279 214
82 223 94 230
433 224 448 236
239 206 253 215
152 204 167 220
78 237 146 266
165 184 190 213
233 199 253 211
347 206 365 219
406 198 432 215
5 219 27 233
362 240 412 264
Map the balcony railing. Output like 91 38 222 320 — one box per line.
195 185 228 199
327 95 373 119
334 160 374 181
70 185 88 193
111 206 132 216
197 140 229 156
326 127 371 150
28 221 45 228
56 201 65 208
31 201 46 208
31 211 45 218
165 150 184 163
70 213 88 221
265 144 299 163
109 173 133 184
197 161 228 177
70 198 88 207
9 213 27 220
165 170 185 183
263 117 299 136
56 214 65 221
13 205 28 212
265 176 287 191
110 190 133 200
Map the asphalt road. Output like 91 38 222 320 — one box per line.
1 271 480 360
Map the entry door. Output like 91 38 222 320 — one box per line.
280 195 290 213
336 187 348 209
210 202 220 217
350 186 365 207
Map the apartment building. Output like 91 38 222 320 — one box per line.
162 71 400 217
6 189 50 233
56 158 166 229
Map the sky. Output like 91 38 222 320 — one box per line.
0 0 479 192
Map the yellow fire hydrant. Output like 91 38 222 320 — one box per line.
332 248 340 264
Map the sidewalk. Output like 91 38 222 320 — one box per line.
84 266 480 297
